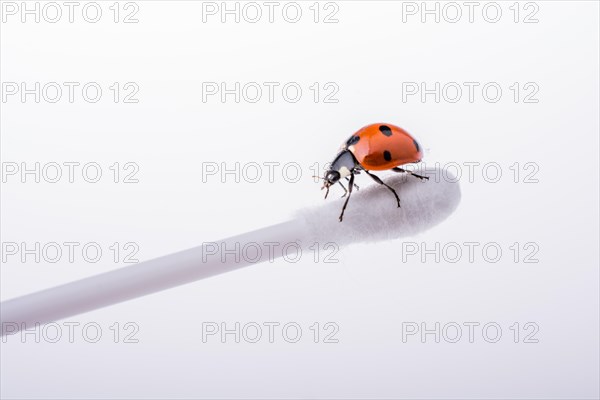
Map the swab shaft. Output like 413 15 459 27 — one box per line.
0 220 307 335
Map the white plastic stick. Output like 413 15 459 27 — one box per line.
0 220 307 335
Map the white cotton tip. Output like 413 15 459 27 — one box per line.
296 167 461 246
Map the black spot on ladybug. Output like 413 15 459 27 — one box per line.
383 150 392 161
379 125 393 137
346 135 360 146
413 139 421 152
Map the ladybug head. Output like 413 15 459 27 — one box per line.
321 170 341 199
324 170 341 185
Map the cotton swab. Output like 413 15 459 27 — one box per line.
0 167 461 336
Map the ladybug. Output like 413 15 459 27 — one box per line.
321 123 429 222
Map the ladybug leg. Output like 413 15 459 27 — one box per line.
364 170 401 208
345 176 359 191
338 181 348 198
392 167 429 181
339 173 355 222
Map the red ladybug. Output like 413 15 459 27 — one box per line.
321 123 429 222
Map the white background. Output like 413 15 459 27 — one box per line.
1 1 599 398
